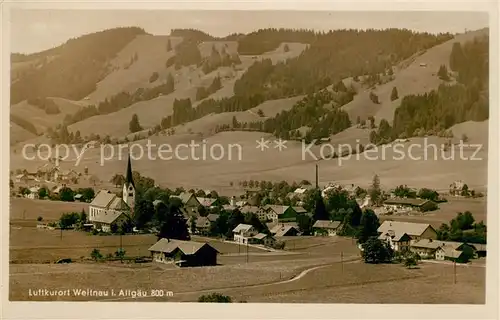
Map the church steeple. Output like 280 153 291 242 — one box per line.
125 152 135 188
123 152 136 212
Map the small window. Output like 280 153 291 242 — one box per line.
128 193 133 197
129 187 133 191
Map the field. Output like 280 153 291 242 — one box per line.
9 198 486 303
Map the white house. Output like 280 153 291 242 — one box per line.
312 220 341 236
377 221 438 244
232 223 258 244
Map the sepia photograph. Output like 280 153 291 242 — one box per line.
3 2 497 315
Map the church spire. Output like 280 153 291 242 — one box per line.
125 152 135 188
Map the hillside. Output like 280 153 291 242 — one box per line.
341 28 489 125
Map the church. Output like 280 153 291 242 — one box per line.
88 154 135 232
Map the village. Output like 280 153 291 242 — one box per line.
9 153 487 296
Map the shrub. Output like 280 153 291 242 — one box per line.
198 293 232 303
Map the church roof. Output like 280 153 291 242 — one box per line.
125 153 135 188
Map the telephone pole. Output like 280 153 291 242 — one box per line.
453 260 457 284
246 241 249 263
341 251 344 274
120 232 123 263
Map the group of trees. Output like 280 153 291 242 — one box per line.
392 185 441 202
437 211 486 244
58 209 87 229
11 27 146 104
129 114 143 133
27 97 61 114
195 76 222 101
201 45 241 75
370 36 489 145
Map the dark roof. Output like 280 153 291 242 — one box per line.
125 153 135 188
148 238 219 255
383 198 431 207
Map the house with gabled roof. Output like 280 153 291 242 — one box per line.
264 205 298 222
377 220 438 243
148 238 219 267
270 223 300 237
89 190 130 231
378 229 412 252
171 192 201 217
195 216 211 234
312 220 341 236
196 197 219 208
250 233 276 247
232 223 258 244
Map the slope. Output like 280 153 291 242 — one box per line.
342 29 489 125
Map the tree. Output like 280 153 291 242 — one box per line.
313 190 329 221
283 44 290 52
59 212 80 229
368 174 381 205
361 237 393 263
110 174 125 187
297 214 313 235
449 42 465 72
190 216 197 234
90 248 103 261
157 202 190 240
115 248 126 260
390 86 398 101
403 252 420 268
461 133 469 143
37 216 43 222
79 209 87 223
437 65 449 81
257 109 265 117
369 91 379 104
38 187 48 199
59 187 74 202
129 114 143 133
198 293 232 302
358 209 380 244
9 179 14 189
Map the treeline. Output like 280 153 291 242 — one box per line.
437 211 486 244
232 29 452 99
195 76 222 101
370 36 489 144
261 86 353 140
62 74 175 127
27 97 61 114
201 45 241 74
237 28 317 55
11 27 146 104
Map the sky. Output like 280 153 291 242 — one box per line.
10 10 489 54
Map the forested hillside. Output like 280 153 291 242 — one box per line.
11 27 146 104
370 35 489 144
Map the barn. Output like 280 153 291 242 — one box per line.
148 238 219 267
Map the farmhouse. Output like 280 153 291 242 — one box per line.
264 205 298 222
383 198 437 213
411 239 479 259
378 230 411 252
171 192 201 217
92 210 129 232
250 233 276 247
195 217 211 234
435 246 475 263
196 197 219 208
240 206 266 220
449 180 466 196
312 220 341 236
148 238 219 267
15 173 35 184
377 221 437 243
270 224 300 237
232 223 258 244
